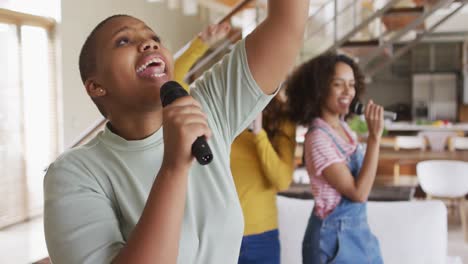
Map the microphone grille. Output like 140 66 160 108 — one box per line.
352 101 364 115
160 81 189 107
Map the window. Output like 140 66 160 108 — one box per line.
0 9 58 228
0 0 60 21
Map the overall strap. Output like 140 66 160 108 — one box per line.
303 126 347 166
307 126 347 156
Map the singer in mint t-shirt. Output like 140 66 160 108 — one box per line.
43 4 309 263
45 38 272 263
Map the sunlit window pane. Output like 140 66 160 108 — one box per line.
21 25 52 216
0 23 25 225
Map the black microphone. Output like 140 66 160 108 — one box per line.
160 81 213 165
351 101 397 120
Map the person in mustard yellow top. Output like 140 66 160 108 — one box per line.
232 90 296 264
174 22 231 91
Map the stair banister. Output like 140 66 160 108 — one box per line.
359 0 457 68
367 1 467 77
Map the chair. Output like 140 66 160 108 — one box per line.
394 135 426 151
418 131 457 151
448 136 468 151
417 160 468 243
391 136 426 185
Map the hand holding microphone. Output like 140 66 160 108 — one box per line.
160 81 213 165
355 100 385 140
351 100 397 121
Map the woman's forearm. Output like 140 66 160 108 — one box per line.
355 137 381 202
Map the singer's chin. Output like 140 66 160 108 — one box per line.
341 108 351 115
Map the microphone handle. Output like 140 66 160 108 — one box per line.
384 111 397 121
192 136 213 165
353 101 397 120
160 81 213 165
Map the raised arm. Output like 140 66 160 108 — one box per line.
174 38 209 91
245 0 310 95
322 102 384 202
174 22 231 91
254 120 296 191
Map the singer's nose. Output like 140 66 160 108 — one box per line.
139 39 159 52
343 85 351 95
344 82 355 95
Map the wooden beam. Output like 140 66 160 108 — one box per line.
385 6 425 15
0 8 55 30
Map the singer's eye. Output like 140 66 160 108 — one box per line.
152 35 161 43
116 37 130 47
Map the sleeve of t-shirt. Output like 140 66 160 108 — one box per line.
304 129 346 178
43 155 124 264
190 39 277 145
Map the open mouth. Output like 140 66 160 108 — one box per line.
136 57 167 78
338 98 351 105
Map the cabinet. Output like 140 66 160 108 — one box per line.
412 73 458 121
411 42 462 72
411 44 431 72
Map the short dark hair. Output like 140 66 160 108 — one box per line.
285 53 365 126
78 14 131 84
79 15 132 117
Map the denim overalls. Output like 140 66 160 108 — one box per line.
302 126 383 264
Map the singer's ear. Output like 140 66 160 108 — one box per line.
85 79 106 98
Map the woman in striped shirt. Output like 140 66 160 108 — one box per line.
286 53 384 264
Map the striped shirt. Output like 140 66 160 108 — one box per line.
304 118 357 219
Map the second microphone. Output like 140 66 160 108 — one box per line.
160 81 214 165
351 101 397 121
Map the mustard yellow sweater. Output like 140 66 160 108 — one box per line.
231 121 296 235
174 37 209 91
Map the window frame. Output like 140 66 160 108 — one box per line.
0 8 58 228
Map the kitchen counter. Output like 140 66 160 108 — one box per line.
386 122 468 132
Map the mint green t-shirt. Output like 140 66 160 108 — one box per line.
44 39 275 264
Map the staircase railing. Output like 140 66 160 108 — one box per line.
305 0 358 41
301 0 466 79
366 0 467 77
304 0 404 53
68 0 254 149
359 0 457 68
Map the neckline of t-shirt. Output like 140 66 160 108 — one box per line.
315 118 357 150
98 123 164 151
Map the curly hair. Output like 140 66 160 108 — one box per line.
285 53 365 126
262 94 292 151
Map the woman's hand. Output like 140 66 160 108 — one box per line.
251 113 263 135
364 100 384 141
198 22 231 47
162 96 212 171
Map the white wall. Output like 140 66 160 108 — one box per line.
431 5 468 33
60 0 207 147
